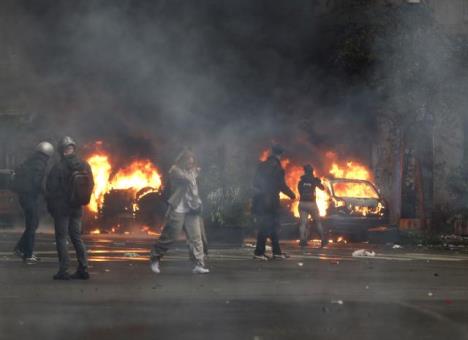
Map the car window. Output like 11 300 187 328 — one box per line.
332 181 379 199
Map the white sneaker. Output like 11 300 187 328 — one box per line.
150 258 160 274
192 265 210 274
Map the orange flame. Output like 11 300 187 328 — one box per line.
86 151 162 213
259 150 376 218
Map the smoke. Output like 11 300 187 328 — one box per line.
2 1 383 163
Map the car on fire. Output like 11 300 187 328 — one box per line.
281 177 389 241
322 178 389 239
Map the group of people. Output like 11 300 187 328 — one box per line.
12 137 94 280
11 141 325 278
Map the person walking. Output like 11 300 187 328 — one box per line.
12 142 54 263
150 150 209 274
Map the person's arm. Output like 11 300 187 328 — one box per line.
280 170 295 200
31 158 47 194
169 166 192 184
315 178 325 191
45 166 59 214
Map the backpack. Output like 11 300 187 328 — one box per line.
69 168 93 207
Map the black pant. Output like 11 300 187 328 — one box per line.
254 212 282 256
15 196 39 258
53 213 88 273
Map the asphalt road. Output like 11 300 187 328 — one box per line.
0 231 467 340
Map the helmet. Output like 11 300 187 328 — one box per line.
271 143 284 156
35 141 55 157
303 164 314 174
58 136 77 152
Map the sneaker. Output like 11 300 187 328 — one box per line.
150 257 160 274
253 254 270 261
273 253 290 260
70 270 90 280
24 257 40 264
192 265 210 274
53 272 71 280
30 254 41 262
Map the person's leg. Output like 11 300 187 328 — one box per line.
184 214 205 267
199 217 208 256
68 214 88 272
298 202 310 246
15 197 29 255
311 202 326 245
270 213 282 256
254 215 268 256
22 198 39 259
151 210 185 260
53 215 70 274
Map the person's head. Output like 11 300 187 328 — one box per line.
271 143 284 159
58 136 76 157
175 149 196 170
35 141 54 158
303 164 314 175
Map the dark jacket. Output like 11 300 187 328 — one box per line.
298 174 324 202
252 156 295 214
13 152 49 198
46 154 93 217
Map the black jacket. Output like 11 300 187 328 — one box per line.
13 152 49 198
46 154 93 217
298 174 324 202
252 156 295 214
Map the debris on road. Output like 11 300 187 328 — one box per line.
352 249 376 257
428 292 433 297
297 262 304 267
104 269 111 272
392 244 403 249
331 300 344 305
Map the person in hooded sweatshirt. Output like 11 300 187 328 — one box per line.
13 142 54 264
150 149 209 274
46 136 94 280
297 164 326 248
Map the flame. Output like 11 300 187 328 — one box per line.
86 151 162 213
259 150 377 218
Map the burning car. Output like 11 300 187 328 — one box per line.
275 152 390 241
321 178 388 238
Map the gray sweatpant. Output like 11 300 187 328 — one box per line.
298 201 324 242
152 210 205 267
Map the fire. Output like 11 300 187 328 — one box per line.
259 150 376 218
86 152 162 213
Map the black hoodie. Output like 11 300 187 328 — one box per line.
46 154 93 216
298 174 324 202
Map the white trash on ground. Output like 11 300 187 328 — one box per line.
392 244 403 249
352 249 376 257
